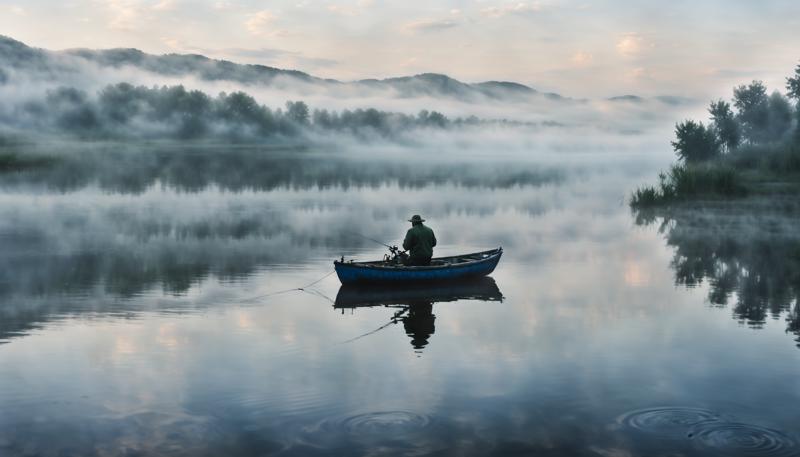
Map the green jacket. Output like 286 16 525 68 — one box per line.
403 223 437 261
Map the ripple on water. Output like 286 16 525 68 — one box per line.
297 410 437 451
320 411 433 436
617 407 723 439
690 422 800 457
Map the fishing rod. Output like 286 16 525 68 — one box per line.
356 233 395 249
355 233 407 260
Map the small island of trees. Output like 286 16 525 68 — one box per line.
631 62 800 207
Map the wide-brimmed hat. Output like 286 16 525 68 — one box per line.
408 214 425 223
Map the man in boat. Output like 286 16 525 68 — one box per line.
402 215 437 266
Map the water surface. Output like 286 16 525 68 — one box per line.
1 145 799 456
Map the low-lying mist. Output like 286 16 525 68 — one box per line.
0 34 701 150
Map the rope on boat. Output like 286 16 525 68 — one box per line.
298 287 336 305
238 270 337 304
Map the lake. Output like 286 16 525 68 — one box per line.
1 143 799 457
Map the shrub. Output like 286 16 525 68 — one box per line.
672 120 720 163
630 164 746 208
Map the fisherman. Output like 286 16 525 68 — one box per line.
402 214 437 266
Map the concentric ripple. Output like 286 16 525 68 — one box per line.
322 411 432 436
690 422 800 457
298 411 438 448
617 407 723 438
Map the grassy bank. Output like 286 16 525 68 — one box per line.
631 163 746 207
631 142 800 208
632 64 800 208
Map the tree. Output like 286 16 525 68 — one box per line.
671 120 719 163
766 91 792 142
733 80 769 143
312 109 332 128
708 99 740 152
285 101 309 125
46 87 100 133
417 109 448 128
787 62 800 101
786 62 800 143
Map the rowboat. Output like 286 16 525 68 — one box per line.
333 247 502 284
334 276 503 308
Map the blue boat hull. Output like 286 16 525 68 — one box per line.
334 248 502 284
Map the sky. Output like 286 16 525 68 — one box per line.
2 0 799 98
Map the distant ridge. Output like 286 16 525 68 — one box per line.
0 35 556 102
608 94 698 105
0 35 695 104
608 95 644 103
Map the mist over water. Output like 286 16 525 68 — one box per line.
2 134 800 456
3 37 800 457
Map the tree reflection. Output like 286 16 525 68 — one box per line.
0 145 563 194
634 202 800 346
334 277 503 353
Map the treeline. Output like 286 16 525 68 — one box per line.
672 79 797 162
631 63 800 207
7 83 521 142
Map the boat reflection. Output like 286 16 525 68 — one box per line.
335 277 503 352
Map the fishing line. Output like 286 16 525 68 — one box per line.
238 270 337 304
336 307 409 345
298 287 336 305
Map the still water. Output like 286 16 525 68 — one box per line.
1 145 800 456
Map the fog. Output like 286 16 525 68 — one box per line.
0 35 701 343
0 35 702 148
5 34 800 457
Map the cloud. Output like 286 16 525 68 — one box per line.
96 0 178 31
158 40 339 70
705 68 764 79
102 0 141 30
0 5 26 16
327 5 359 16
616 33 650 57
161 37 183 49
571 51 593 66
481 2 542 18
625 67 652 83
326 1 374 16
217 47 339 69
152 0 176 11
245 10 277 36
404 18 459 32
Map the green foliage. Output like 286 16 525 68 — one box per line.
796 106 800 144
671 120 719 163
727 142 800 174
767 91 793 142
285 101 309 125
630 164 747 208
19 83 469 141
733 80 770 144
630 186 661 208
787 62 800 101
634 63 800 209
45 87 100 134
708 99 740 152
